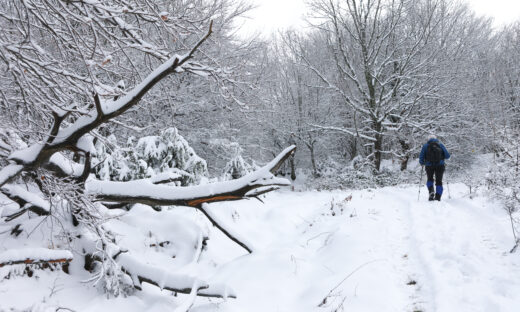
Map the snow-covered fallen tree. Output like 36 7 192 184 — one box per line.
0 248 73 268
0 0 293 300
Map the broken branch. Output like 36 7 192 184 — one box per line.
88 146 296 208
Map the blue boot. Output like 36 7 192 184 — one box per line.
435 185 443 201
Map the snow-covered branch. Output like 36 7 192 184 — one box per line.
118 253 236 299
0 184 51 221
2 21 214 185
0 164 23 188
88 146 295 254
88 146 296 208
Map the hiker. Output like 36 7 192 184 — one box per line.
419 135 450 201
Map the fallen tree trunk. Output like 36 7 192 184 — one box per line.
0 257 72 267
0 248 73 271
2 147 295 255
88 146 295 254
88 145 296 208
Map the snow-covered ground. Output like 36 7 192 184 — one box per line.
1 183 520 311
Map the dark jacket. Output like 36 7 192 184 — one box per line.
419 138 450 166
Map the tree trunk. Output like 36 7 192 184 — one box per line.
399 139 410 171
289 156 296 181
373 122 383 171
306 137 319 177
309 144 318 177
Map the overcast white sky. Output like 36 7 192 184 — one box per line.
237 0 520 37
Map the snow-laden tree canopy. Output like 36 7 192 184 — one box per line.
94 128 208 186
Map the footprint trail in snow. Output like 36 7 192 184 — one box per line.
201 183 520 312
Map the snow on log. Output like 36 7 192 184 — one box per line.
117 253 236 299
151 172 183 184
87 146 296 208
0 248 73 268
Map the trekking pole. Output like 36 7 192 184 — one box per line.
418 165 423 201
446 165 451 199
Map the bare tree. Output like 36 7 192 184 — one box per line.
289 0 485 170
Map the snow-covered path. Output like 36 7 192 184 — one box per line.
404 189 520 311
1 183 519 311
195 184 520 312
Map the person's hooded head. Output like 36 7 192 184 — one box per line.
427 134 437 141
